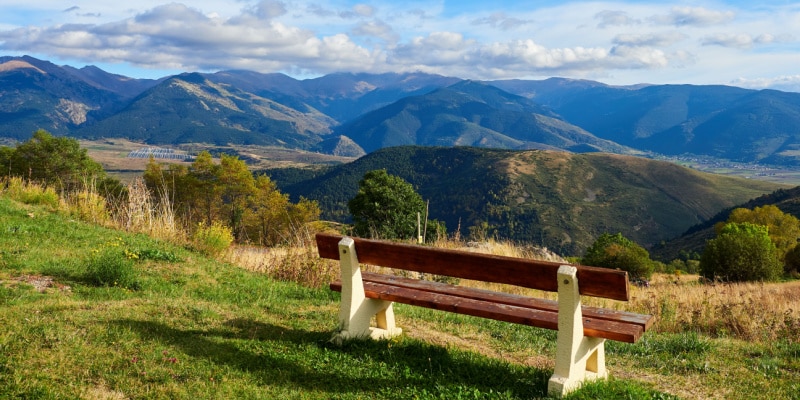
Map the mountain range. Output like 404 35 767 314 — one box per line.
4 55 800 165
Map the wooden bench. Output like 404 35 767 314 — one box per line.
316 233 654 397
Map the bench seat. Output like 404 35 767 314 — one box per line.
331 271 650 343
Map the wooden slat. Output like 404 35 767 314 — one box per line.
317 233 630 301
330 281 644 343
357 272 654 330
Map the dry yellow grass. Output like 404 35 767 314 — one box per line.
226 243 339 289
630 273 800 342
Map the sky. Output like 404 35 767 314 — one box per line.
1 1 799 91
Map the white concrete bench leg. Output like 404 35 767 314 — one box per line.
548 265 608 397
332 237 402 343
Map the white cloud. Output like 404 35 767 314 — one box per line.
595 10 639 28
701 32 778 49
249 0 288 20
650 6 735 27
0 2 386 74
0 1 799 90
613 32 687 47
471 12 533 31
737 75 800 92
352 20 399 43
353 4 376 18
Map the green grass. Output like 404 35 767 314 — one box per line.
1 196 799 399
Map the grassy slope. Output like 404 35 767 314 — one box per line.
2 197 798 399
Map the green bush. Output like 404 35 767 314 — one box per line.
700 222 782 282
192 221 234 257
582 232 654 281
85 248 138 289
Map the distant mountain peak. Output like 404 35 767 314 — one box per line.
0 60 46 74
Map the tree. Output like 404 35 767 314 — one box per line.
145 153 321 246
143 157 195 222
191 151 222 225
2 130 122 196
582 233 654 281
3 130 112 190
723 205 800 261
244 175 291 245
218 154 256 240
348 169 441 240
700 222 782 282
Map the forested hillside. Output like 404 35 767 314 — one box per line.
268 146 784 255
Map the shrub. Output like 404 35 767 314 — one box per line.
192 221 234 257
582 232 654 281
85 247 138 289
3 177 59 209
700 222 782 282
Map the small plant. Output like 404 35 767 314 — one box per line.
85 247 139 289
134 248 182 263
192 221 234 257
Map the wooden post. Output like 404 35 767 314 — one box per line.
417 212 422 244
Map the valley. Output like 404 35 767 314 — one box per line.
81 139 355 183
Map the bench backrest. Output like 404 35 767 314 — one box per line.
316 233 630 301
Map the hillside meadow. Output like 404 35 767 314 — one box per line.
1 189 799 399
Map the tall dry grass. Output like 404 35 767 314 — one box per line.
226 226 338 288
62 186 111 225
112 177 183 242
630 274 800 343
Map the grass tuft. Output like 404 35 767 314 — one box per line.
85 246 139 290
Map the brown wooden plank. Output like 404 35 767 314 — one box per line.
330 281 644 343
317 233 630 301
357 272 654 330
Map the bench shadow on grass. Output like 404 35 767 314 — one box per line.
113 318 551 398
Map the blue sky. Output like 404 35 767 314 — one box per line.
1 1 799 91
